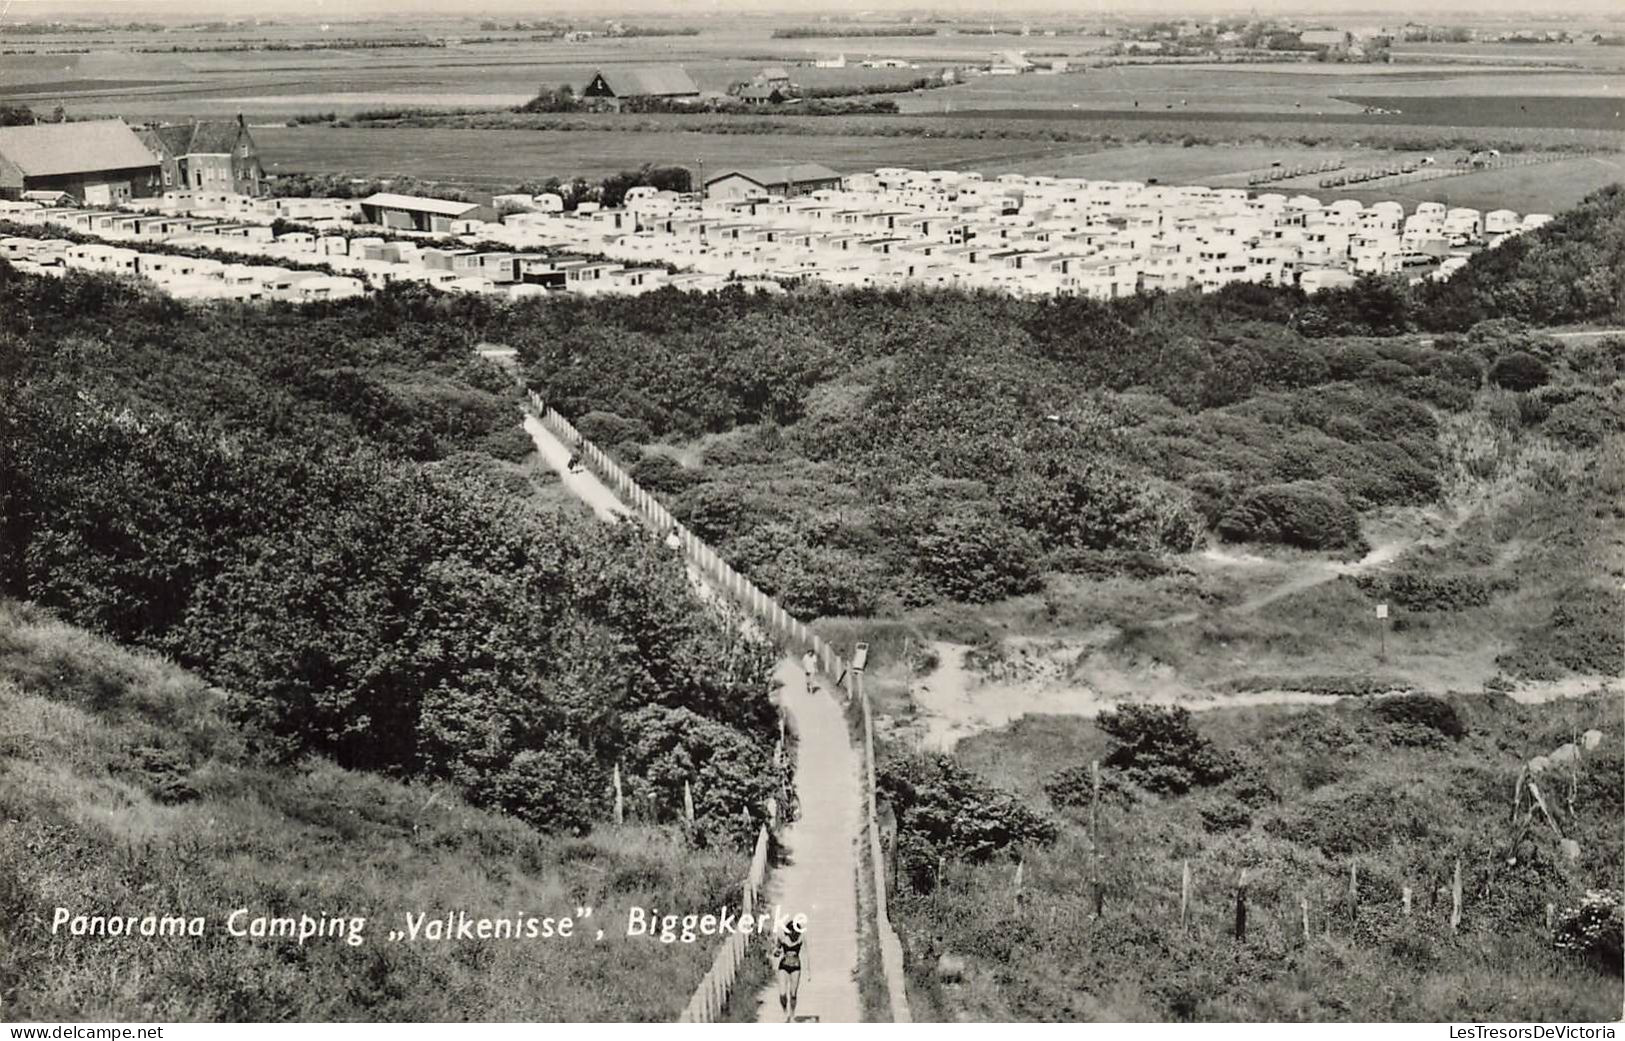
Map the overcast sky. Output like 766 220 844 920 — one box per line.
6 0 1622 20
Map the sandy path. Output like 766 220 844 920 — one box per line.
910 640 1621 752
524 413 863 1022
524 413 631 523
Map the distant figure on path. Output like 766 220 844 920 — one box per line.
771 918 808 1022
664 527 682 553
801 649 818 694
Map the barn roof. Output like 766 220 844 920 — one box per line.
704 163 842 187
590 65 700 97
0 120 159 177
360 193 484 216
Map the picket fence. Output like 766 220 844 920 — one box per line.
676 825 772 1022
528 392 912 1023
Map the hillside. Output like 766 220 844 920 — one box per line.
889 691 1624 1022
0 600 747 1021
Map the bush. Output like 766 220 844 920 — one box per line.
1553 890 1624 975
1358 571 1497 612
914 513 1044 604
879 754 1057 867
1095 705 1237 794
1042 764 1136 811
574 410 650 448
479 744 603 836
1216 481 1366 551
1197 797 1252 833
1370 693 1466 740
630 453 701 497
1489 351 1550 392
1543 400 1607 448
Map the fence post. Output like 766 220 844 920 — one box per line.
1234 868 1248 942
1349 862 1359 923
1402 886 1412 917
613 763 624 825
1450 858 1463 933
1300 894 1310 943
1180 860 1191 930
684 780 695 824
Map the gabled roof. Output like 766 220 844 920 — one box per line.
139 121 247 157
359 192 484 216
0 120 159 177
761 66 791 80
186 121 245 155
705 163 842 188
589 65 700 97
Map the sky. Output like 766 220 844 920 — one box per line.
5 0 1622 19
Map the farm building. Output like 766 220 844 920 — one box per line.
704 164 844 201
758 67 792 88
358 193 497 233
738 83 788 105
0 120 162 204
581 66 700 102
136 116 267 196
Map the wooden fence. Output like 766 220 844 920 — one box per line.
676 825 772 1022
529 392 912 1022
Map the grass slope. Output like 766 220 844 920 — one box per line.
0 600 745 1022
899 693 1623 1021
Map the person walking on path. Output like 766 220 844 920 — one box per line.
801 649 818 694
771 918 809 1022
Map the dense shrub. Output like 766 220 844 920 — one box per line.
630 453 702 497
1371 694 1467 740
575 410 650 448
1042 764 1136 811
1553 890 1624 975
1095 705 1237 794
1489 351 1551 392
1542 400 1607 447
1197 796 1253 833
913 513 1044 604
879 754 1057 869
1358 571 1497 612
1216 481 1366 551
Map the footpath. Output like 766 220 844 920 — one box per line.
523 413 864 1024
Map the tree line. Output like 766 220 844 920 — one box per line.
0 265 783 846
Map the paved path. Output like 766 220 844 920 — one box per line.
523 412 864 1023
754 660 863 1024
524 413 630 522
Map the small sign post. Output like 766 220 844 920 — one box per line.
1375 602 1389 661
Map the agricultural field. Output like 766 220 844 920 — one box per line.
251 125 1106 188
896 64 1624 127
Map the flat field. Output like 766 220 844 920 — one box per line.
252 125 1104 186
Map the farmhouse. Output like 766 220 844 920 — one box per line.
0 120 162 204
581 66 701 102
358 193 497 233
738 83 788 105
758 67 792 89
137 116 267 196
704 164 844 201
